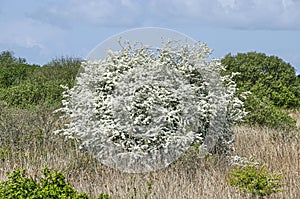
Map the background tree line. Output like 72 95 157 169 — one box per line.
0 50 299 129
0 51 81 108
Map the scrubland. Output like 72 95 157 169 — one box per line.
0 106 299 199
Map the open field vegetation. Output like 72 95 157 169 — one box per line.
0 51 299 198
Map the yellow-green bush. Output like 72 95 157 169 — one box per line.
228 161 283 197
0 168 111 199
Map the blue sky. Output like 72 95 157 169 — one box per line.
0 0 300 74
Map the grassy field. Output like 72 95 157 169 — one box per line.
0 106 299 198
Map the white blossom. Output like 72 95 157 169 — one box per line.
56 40 247 173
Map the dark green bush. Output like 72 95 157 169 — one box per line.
221 52 299 128
221 52 300 108
243 94 296 129
0 168 111 199
297 74 300 90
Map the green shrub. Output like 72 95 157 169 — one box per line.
227 160 283 197
221 52 300 108
243 94 296 129
296 74 300 96
0 168 111 199
0 83 43 108
0 52 80 109
0 63 38 88
221 52 300 128
0 51 26 66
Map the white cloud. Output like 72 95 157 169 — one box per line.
0 0 298 72
29 0 145 27
28 0 300 30
0 18 66 56
147 0 300 29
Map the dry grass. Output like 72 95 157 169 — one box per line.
289 109 300 128
0 108 299 198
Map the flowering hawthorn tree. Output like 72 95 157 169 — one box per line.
56 40 247 173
